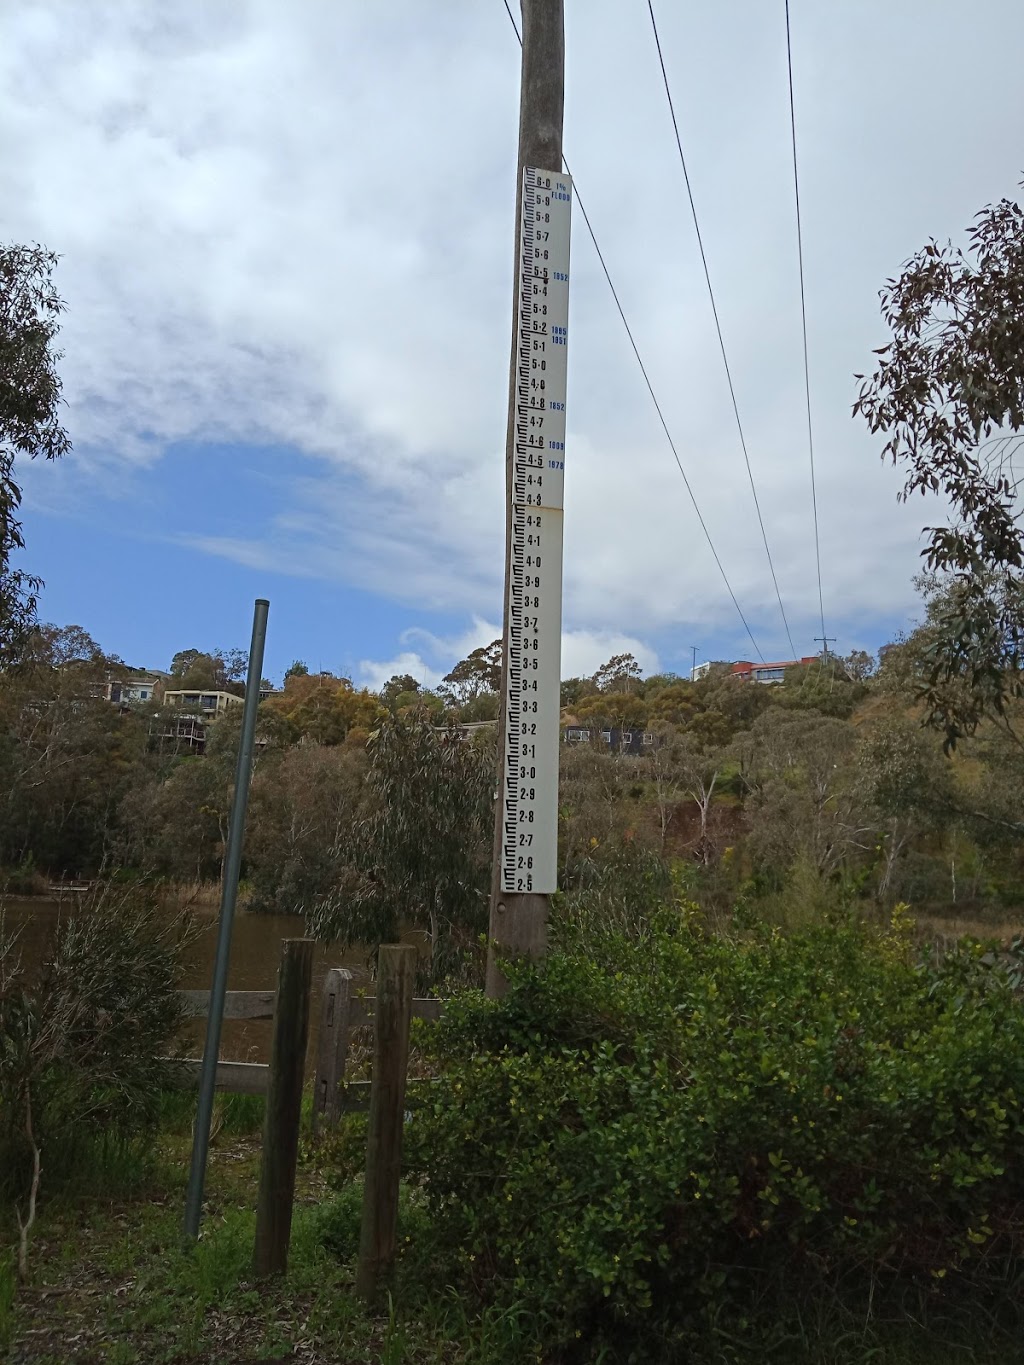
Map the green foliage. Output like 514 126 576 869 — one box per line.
262 671 382 746
645 679 696 727
0 624 145 877
855 190 1024 577
0 1250 14 1354
560 675 598 708
0 884 191 1203
855 186 1024 749
311 713 493 982
0 244 70 665
592 651 642 694
560 842 675 935
409 907 1024 1358
0 577 1017 934
735 708 861 880
315 1178 433 1274
441 639 502 706
775 662 868 717
380 672 420 709
245 742 367 915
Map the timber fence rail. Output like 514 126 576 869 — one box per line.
168 946 444 1280
311 965 444 1134
169 973 445 1115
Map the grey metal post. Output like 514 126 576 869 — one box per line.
184 598 270 1241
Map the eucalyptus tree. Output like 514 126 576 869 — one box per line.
856 185 1024 749
0 245 70 664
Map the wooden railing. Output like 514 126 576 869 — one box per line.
171 948 443 1283
171 969 444 1125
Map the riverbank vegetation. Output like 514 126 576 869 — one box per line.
3 893 1024 1362
4 571 1024 969
5 180 1024 1361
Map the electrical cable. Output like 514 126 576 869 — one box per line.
645 0 797 660
499 0 766 662
785 0 828 654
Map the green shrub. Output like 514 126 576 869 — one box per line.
407 905 1024 1358
315 1179 433 1279
0 884 192 1208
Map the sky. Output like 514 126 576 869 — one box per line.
3 0 1023 688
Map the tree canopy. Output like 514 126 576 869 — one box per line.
855 183 1024 746
441 639 502 706
0 244 70 664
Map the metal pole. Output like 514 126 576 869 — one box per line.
184 597 270 1241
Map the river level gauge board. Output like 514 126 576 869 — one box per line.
501 166 572 895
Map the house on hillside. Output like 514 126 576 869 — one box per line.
155 690 244 755
562 725 656 754
162 689 244 717
730 657 818 683
157 714 208 755
692 657 818 684
104 672 167 707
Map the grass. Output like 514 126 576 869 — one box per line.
3 1095 1022 1364
2 1098 499 1364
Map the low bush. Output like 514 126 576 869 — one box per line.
315 1178 432 1270
407 903 1024 1359
0 884 192 1262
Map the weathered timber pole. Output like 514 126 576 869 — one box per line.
486 0 566 998
355 944 416 1305
253 937 315 1278
184 597 269 1241
311 965 353 1137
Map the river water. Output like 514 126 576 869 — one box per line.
3 896 390 1065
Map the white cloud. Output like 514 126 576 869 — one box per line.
356 651 443 693
5 0 1024 662
356 616 501 691
356 625 659 694
561 631 660 680
401 617 502 665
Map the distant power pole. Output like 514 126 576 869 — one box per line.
486 0 567 999
814 635 837 667
689 644 698 680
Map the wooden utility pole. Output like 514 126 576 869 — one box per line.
814 635 837 667
356 945 416 1305
253 937 315 1278
486 0 566 999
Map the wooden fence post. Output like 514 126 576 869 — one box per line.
253 937 315 1278
311 966 353 1138
355 944 416 1305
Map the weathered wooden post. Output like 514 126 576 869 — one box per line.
486 0 568 996
355 944 416 1305
252 937 315 1278
311 965 353 1138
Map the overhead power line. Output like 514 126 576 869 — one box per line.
498 0 766 663
645 0 797 661
785 0 828 653
570 185 766 663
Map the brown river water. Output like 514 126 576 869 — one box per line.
3 896 395 1066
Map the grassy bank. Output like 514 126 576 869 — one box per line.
2 1095 461 1365
2 1089 1021 1365
5 901 1024 1363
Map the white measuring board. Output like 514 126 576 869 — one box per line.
501 165 572 895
